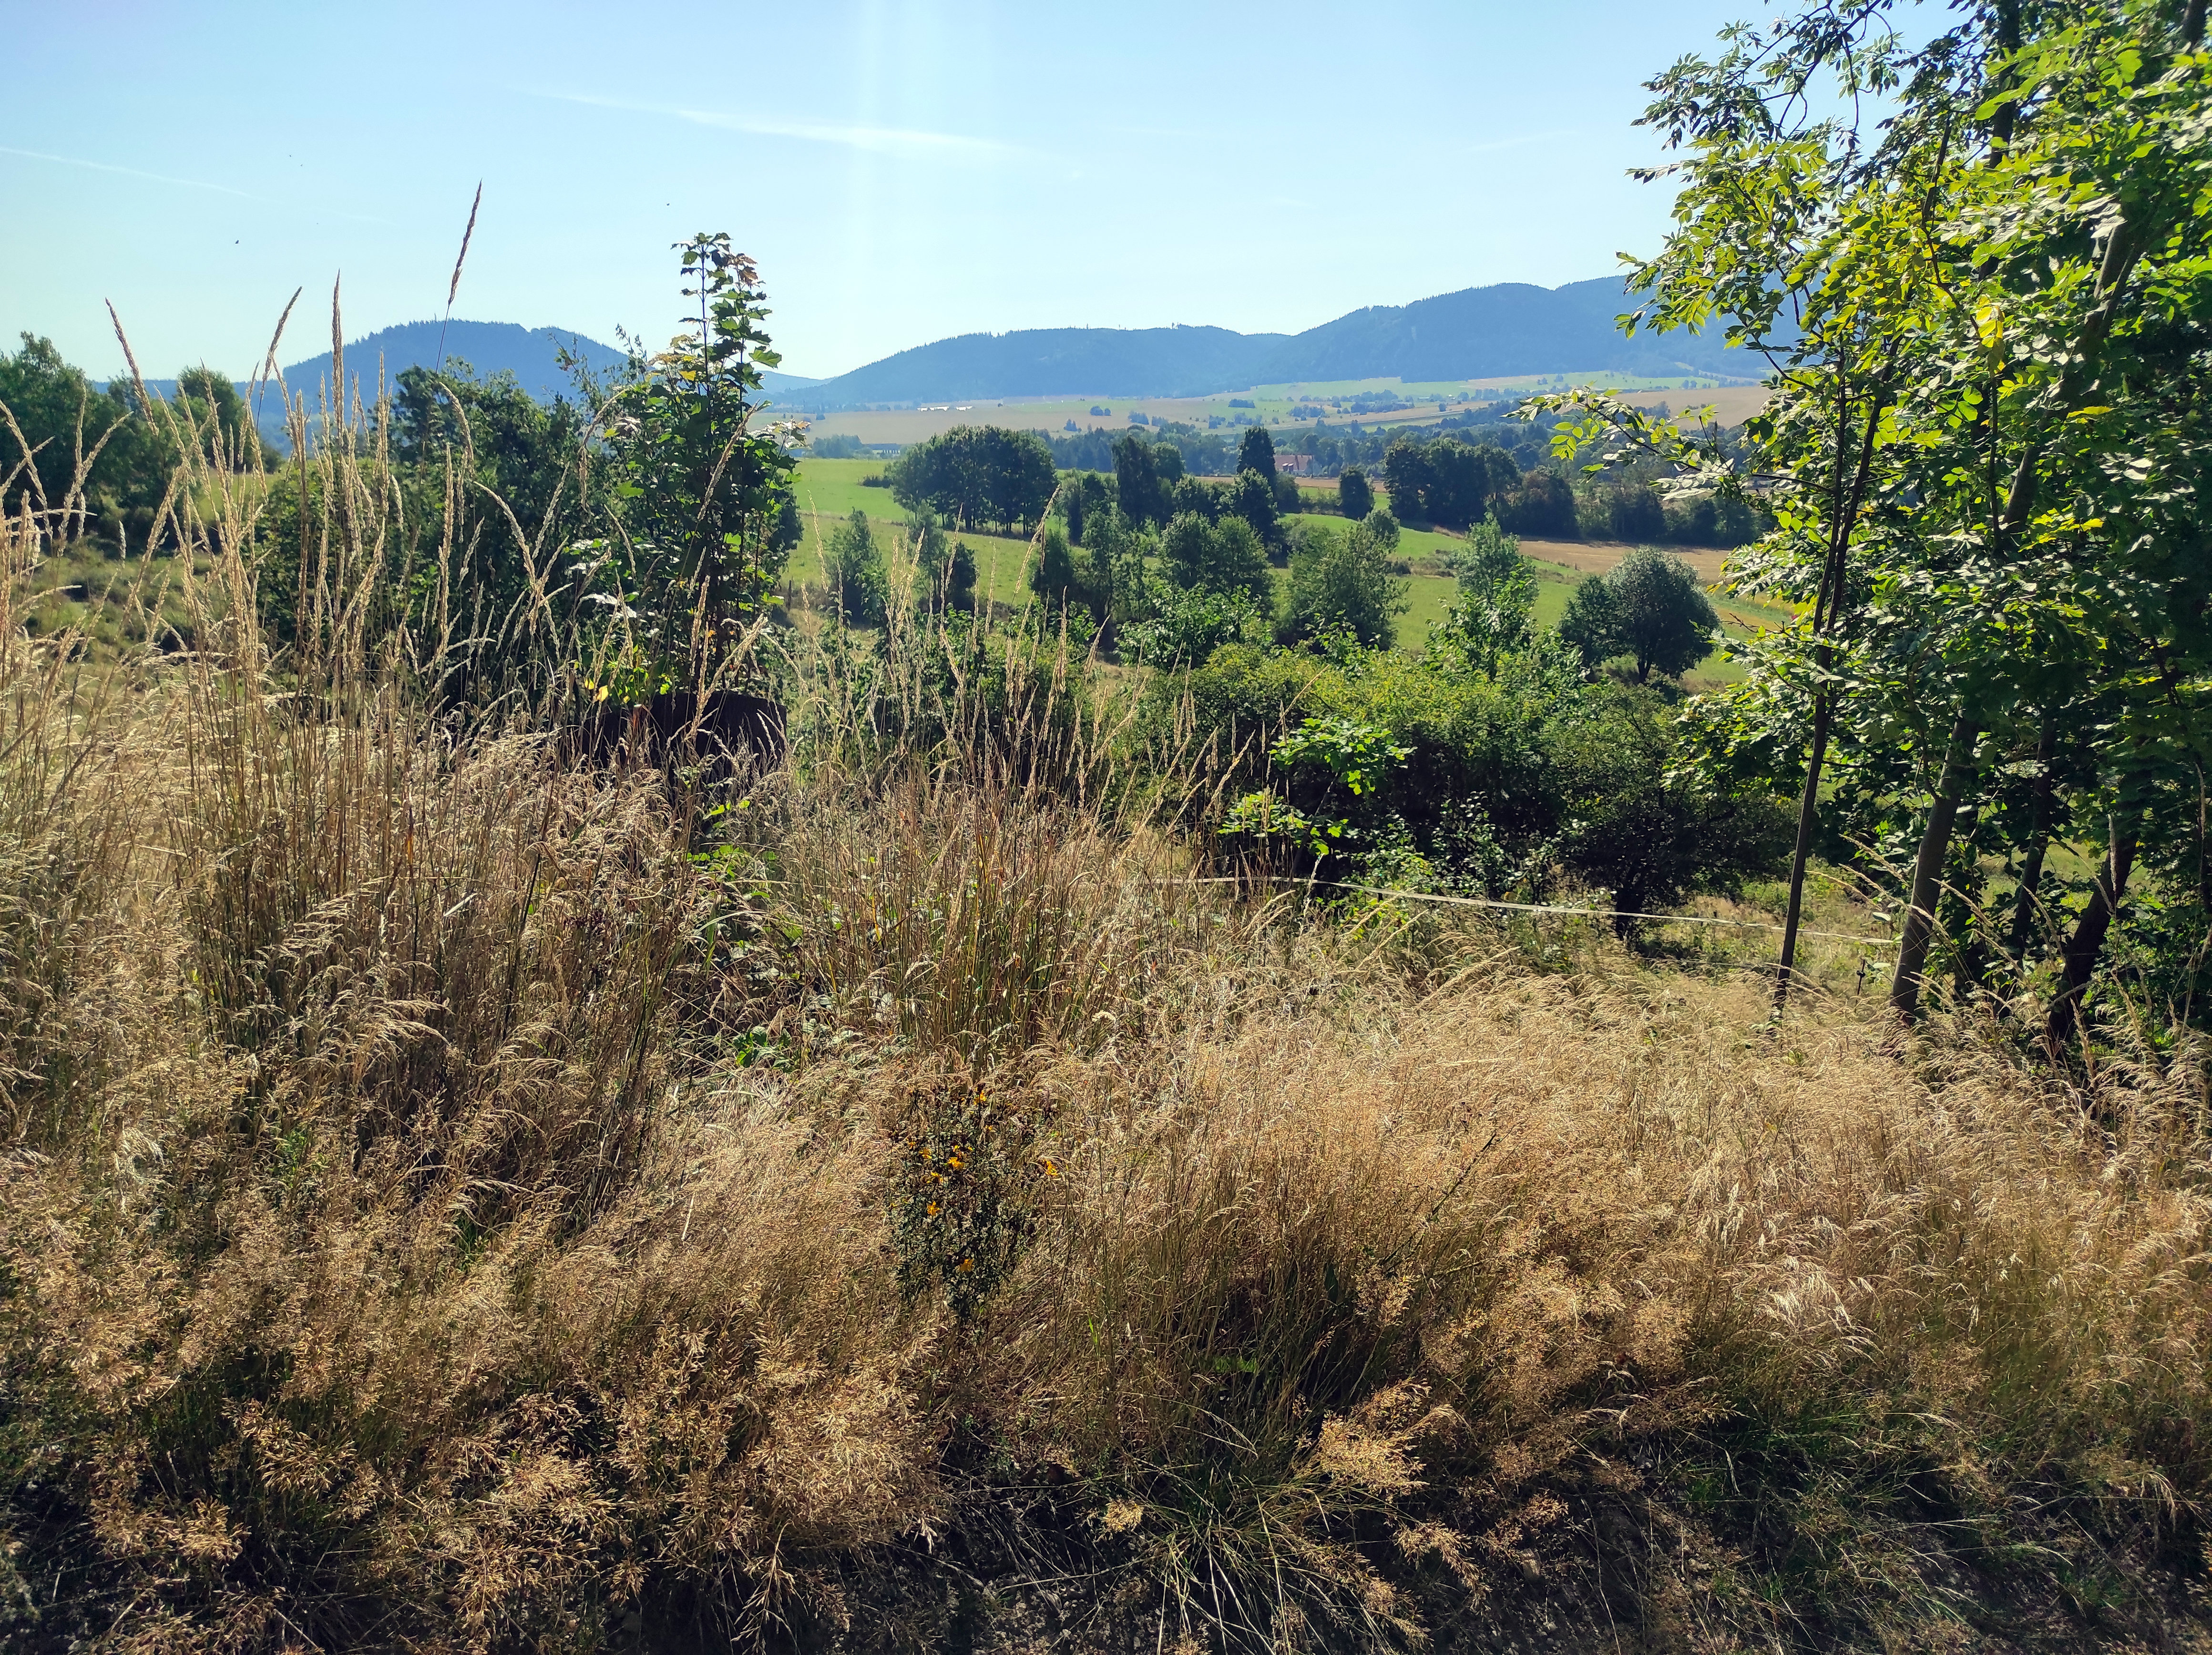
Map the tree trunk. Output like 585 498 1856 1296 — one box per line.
2044 815 2140 1053
2008 719 2057 962
1891 716 1981 1022
1772 687 1836 1009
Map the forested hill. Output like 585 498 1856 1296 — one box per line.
1256 276 1744 383
162 321 819 405
266 321 627 402
790 324 1292 405
105 321 819 433
793 276 1753 408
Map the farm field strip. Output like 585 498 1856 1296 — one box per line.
796 375 1770 448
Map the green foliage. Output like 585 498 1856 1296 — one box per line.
394 358 599 626
580 235 799 696
1336 466 1374 521
1382 434 1520 528
1112 434 1213 531
0 335 184 551
1174 642 1787 909
1028 520 1097 620
825 509 888 624
1607 547 1717 682
1272 715 1410 798
1494 470 1578 539
890 424 1055 534
171 368 274 472
943 541 978 613
1565 0 2212 1028
1433 514 1535 674
902 508 975 614
1160 510 1272 607
1548 689 1793 926
1062 469 1114 545
809 432 865 459
1278 512 1407 650
1235 425 1276 480
1226 466 1280 546
1222 716 1412 860
1120 583 1268 666
1558 576 1625 668
1596 484 1665 543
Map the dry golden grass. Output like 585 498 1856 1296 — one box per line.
4 361 2212 1654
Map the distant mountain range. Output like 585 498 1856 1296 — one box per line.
787 276 1756 409
103 280 1752 429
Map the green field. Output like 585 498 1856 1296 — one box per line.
787 460 1041 611
786 457 1785 677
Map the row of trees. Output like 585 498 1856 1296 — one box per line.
883 425 1056 535
1377 430 1770 547
0 336 276 551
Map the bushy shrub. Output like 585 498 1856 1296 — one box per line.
1433 515 1534 674
825 507 888 624
1160 510 1272 606
1173 640 1786 909
1338 466 1374 520
1277 512 1407 649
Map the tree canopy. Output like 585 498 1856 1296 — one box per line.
1382 435 1521 528
1547 0 2212 1030
1278 510 1408 650
890 425 1055 535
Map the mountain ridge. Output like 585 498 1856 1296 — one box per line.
102 280 1753 421
789 276 1755 408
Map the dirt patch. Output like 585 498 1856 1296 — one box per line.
1520 538 1734 584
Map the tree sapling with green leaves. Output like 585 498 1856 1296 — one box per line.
577 234 800 703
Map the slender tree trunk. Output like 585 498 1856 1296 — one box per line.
1773 687 1836 1009
2008 719 2058 961
2045 815 2140 1053
1891 716 1981 1022
1992 0 2022 149
1774 374 1887 1011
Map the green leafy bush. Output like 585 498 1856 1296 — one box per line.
825 508 888 624
1277 511 1408 649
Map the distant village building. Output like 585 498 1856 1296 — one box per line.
1275 453 1314 475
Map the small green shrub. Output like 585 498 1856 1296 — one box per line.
888 1081 1057 1322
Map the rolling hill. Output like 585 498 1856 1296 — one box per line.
789 276 1755 409
260 320 820 402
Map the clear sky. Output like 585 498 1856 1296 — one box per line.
3 0 1766 382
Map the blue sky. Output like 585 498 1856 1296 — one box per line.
3 0 1768 381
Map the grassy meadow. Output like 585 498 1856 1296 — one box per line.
1 347 2206 1655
